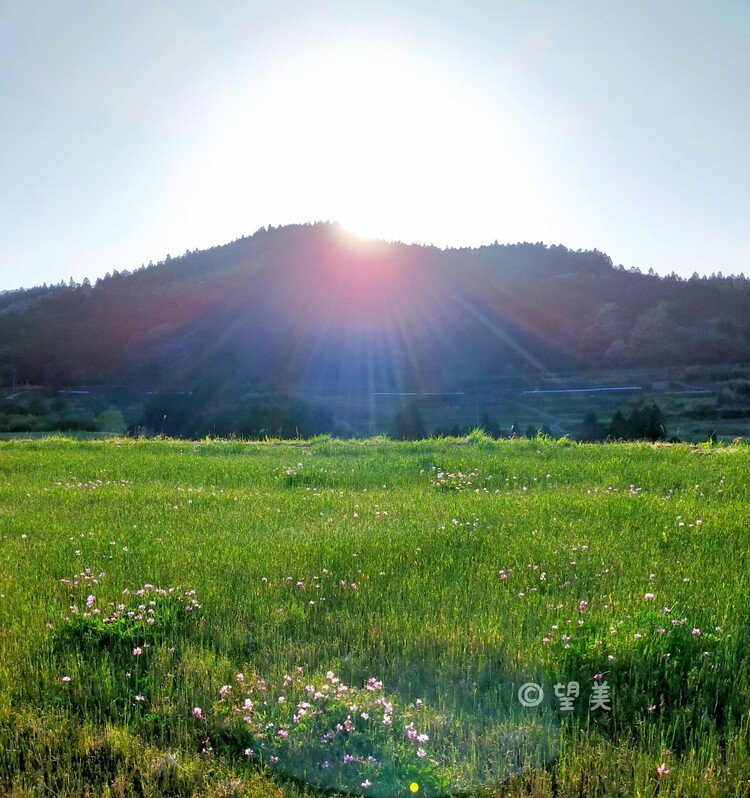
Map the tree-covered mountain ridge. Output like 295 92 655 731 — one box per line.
1 222 748 389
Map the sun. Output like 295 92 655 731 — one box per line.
311 52 523 248
340 216 395 244
185 36 530 251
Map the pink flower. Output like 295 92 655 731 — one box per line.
277 728 288 739
135 694 145 702
692 628 701 637
192 707 203 719
132 647 143 656
657 763 670 776
578 600 588 613
416 747 426 758
645 593 655 601
361 779 372 789
647 704 656 713
60 675 71 683
86 595 96 608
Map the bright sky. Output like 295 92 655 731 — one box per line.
1 0 749 290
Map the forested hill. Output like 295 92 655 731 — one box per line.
1 222 748 391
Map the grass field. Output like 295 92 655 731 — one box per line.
0 436 748 797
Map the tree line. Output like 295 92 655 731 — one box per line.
390 401 669 442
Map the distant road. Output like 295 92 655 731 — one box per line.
522 386 642 395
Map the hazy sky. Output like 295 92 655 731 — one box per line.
1 0 749 290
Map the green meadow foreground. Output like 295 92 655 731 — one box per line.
0 438 748 797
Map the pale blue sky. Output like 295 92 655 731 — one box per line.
1 0 748 289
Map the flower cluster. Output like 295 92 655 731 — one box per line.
433 468 480 491
64 583 201 646
54 478 132 490
209 668 443 795
60 567 106 591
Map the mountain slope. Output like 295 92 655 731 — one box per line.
1 222 748 391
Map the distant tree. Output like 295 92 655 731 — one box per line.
389 402 426 441
578 411 606 442
645 402 667 441
480 412 501 439
95 408 127 434
608 409 629 440
608 402 666 441
235 394 333 439
142 393 201 437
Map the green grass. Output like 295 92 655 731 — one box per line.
0 436 748 797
